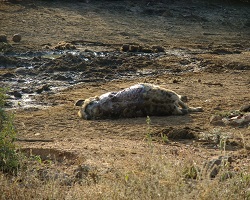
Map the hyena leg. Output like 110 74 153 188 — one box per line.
172 104 186 115
178 100 189 109
177 100 203 113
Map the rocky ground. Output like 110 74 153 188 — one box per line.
0 0 250 194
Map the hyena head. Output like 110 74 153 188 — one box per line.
75 97 100 120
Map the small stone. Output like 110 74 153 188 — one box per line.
141 47 153 53
44 45 50 49
179 59 191 65
0 34 7 42
53 74 72 81
129 45 139 52
21 88 33 94
161 127 196 140
14 67 28 75
13 91 22 98
210 115 225 126
12 34 21 42
240 104 250 112
36 85 50 94
2 72 15 78
54 41 75 50
152 45 165 52
223 113 250 126
213 106 222 111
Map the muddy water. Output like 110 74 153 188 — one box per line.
0 46 203 109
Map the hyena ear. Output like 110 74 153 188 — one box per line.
95 96 100 101
75 99 85 107
180 95 188 102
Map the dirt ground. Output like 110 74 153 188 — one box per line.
1 0 250 182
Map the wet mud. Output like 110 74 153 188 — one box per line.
1 40 249 109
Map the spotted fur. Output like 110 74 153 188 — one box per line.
75 83 203 120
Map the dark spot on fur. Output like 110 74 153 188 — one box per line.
181 109 188 115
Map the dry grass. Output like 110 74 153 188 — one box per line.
1 144 250 200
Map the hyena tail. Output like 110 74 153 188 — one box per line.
187 107 203 113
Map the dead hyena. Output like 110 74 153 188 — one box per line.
75 83 203 120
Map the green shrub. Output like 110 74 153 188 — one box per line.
0 88 19 174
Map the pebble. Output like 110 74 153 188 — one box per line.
121 44 130 52
14 67 28 75
36 85 50 94
12 34 21 42
0 34 7 42
13 91 22 98
240 104 250 112
209 115 225 126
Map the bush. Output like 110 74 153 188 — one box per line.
0 88 19 174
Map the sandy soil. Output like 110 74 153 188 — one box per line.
1 0 250 179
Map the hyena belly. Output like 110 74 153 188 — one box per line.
96 84 147 118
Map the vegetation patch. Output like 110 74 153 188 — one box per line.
0 88 19 174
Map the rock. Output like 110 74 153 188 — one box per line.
210 115 225 126
129 45 140 52
140 47 153 53
17 79 26 83
54 41 76 50
0 34 7 42
172 79 178 84
13 91 22 98
12 34 21 42
0 42 12 53
32 57 41 62
222 113 250 126
212 48 234 55
213 106 222 111
157 127 196 140
36 85 50 94
179 59 191 65
53 74 73 81
14 67 36 76
240 104 250 112
2 72 15 78
4 101 13 107
152 45 165 52
21 88 33 94
121 44 130 52
35 88 43 94
14 67 28 75
121 44 142 52
121 44 164 53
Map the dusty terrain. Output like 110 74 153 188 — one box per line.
1 0 250 195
